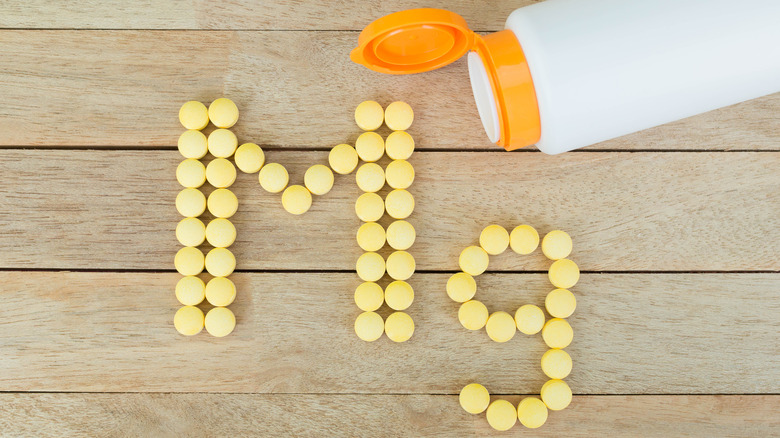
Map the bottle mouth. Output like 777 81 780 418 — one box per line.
467 51 501 144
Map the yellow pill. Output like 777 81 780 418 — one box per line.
207 188 239 218
509 224 539 255
355 192 384 222
175 276 205 306
545 288 576 319
281 185 312 215
179 101 209 130
258 163 289 193
548 259 580 289
205 306 236 338
479 224 509 255
384 101 414 131
356 252 385 282
517 397 548 429
205 247 236 277
542 318 573 349
446 272 476 303
384 311 414 342
207 129 238 158
356 222 385 252
356 163 385 193
234 143 265 173
208 97 239 129
174 246 204 276
486 399 516 431
176 158 206 188
386 250 415 281
355 131 385 162
205 158 237 188
354 282 384 312
514 304 545 335
542 230 573 260
458 300 489 330
174 305 204 336
459 245 489 276
385 280 414 311
385 189 414 219
205 217 236 248
328 143 359 175
541 349 572 379
176 217 206 247
304 164 334 196
178 130 208 159
386 220 415 250
385 159 415 189
385 130 415 160
205 276 236 307
486 311 516 343
540 379 572 411
459 383 490 414
355 311 384 342
354 100 384 131
176 188 206 218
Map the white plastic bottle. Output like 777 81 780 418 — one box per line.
351 0 780 153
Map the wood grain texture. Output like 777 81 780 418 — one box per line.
0 30 777 150
1 271 777 393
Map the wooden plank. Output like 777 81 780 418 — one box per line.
0 150 777 271
0 393 776 437
1 272 777 393
0 30 776 150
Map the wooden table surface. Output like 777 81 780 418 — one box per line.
1 1 778 436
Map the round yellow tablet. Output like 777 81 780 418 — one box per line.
486 311 516 343
205 276 236 307
179 101 209 130
281 185 312 215
176 217 206 247
479 224 509 255
545 288 576 319
542 318 574 349
355 192 384 222
178 130 208 159
258 163 289 193
304 164 334 196
386 250 415 281
205 158 237 188
356 252 385 282
385 130 415 160
540 379 572 411
459 383 490 414
207 188 239 218
384 311 414 342
386 220 415 250
385 280 414 311
205 247 236 277
175 276 205 306
384 101 414 131
354 100 384 131
517 397 548 429
328 144 359 175
548 259 580 289
385 189 414 219
176 158 206 188
355 132 385 162
541 349 572 379
205 217 236 248
176 188 206 218
486 399 516 431
174 246 204 276
458 300 489 330
514 304 545 335
205 306 236 337
207 129 238 158
208 97 239 129
174 305 204 336
459 245 489 276
355 163 385 193
385 159 415 189
356 222 385 252
354 282 383 312
542 230 573 260
446 272 476 303
234 143 265 173
510 225 540 255
355 311 384 342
